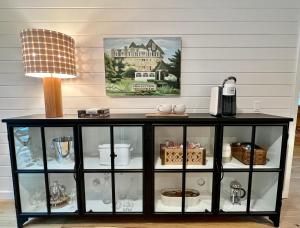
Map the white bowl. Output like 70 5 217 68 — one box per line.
160 188 200 207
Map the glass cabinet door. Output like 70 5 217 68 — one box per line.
155 172 182 212
45 127 75 170
82 126 143 170
250 172 279 212
186 126 215 170
13 127 44 170
114 127 143 170
222 126 252 169
18 173 47 213
255 126 283 169
82 127 111 170
154 126 183 170
220 172 249 212
115 173 143 212
82 125 143 214
185 172 212 212
48 173 78 213
84 173 112 212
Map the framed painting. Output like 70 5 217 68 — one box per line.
104 37 181 96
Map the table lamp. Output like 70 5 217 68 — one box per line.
20 29 77 118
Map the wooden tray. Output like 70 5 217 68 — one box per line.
145 113 188 118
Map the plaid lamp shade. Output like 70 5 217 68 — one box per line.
20 29 77 78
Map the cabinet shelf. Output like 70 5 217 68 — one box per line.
155 157 214 170
223 157 282 170
83 156 143 170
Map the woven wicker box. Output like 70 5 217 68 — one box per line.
230 143 267 165
160 144 206 165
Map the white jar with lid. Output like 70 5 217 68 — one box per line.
222 143 232 163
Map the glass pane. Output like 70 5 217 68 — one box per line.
114 127 143 170
185 172 213 212
115 173 143 212
250 172 279 211
84 173 112 212
19 173 47 212
186 126 214 169
82 127 111 170
14 127 43 170
222 126 252 169
155 126 183 169
255 126 283 169
155 173 182 212
45 127 75 170
220 172 248 212
48 173 77 213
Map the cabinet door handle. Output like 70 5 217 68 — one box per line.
73 172 77 182
216 161 224 181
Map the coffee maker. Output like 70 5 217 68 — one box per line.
230 180 246 205
209 76 237 116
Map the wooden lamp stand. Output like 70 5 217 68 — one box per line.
43 77 63 118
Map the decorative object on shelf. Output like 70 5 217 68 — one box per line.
49 181 70 208
145 112 188 118
160 188 200 207
222 143 232 163
14 127 32 167
209 76 237 117
153 103 187 115
78 108 110 118
102 174 112 204
98 144 133 166
116 200 134 212
20 29 77 118
231 142 267 165
160 141 206 165
172 104 186 114
230 180 246 205
29 190 46 210
157 104 173 114
92 178 101 187
197 178 206 187
104 37 181 96
51 136 74 162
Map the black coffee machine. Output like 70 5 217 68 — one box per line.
209 76 237 116
222 76 236 116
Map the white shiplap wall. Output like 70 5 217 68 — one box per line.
0 0 299 198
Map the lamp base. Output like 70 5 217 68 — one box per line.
43 77 63 118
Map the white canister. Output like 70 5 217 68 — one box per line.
222 143 232 163
98 144 132 166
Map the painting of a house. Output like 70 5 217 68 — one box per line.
104 37 181 96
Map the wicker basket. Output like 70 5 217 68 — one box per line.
230 143 267 165
160 144 206 165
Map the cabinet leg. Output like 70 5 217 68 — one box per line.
17 217 28 228
269 215 280 227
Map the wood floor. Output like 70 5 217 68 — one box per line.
0 148 299 228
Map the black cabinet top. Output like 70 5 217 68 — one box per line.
2 113 292 124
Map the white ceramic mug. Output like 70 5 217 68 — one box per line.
156 104 172 113
172 104 186 114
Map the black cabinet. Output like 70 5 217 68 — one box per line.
2 113 292 227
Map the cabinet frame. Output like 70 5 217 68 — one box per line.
3 114 291 228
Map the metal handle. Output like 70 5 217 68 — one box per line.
216 161 224 181
240 188 247 198
220 162 224 181
222 76 237 87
